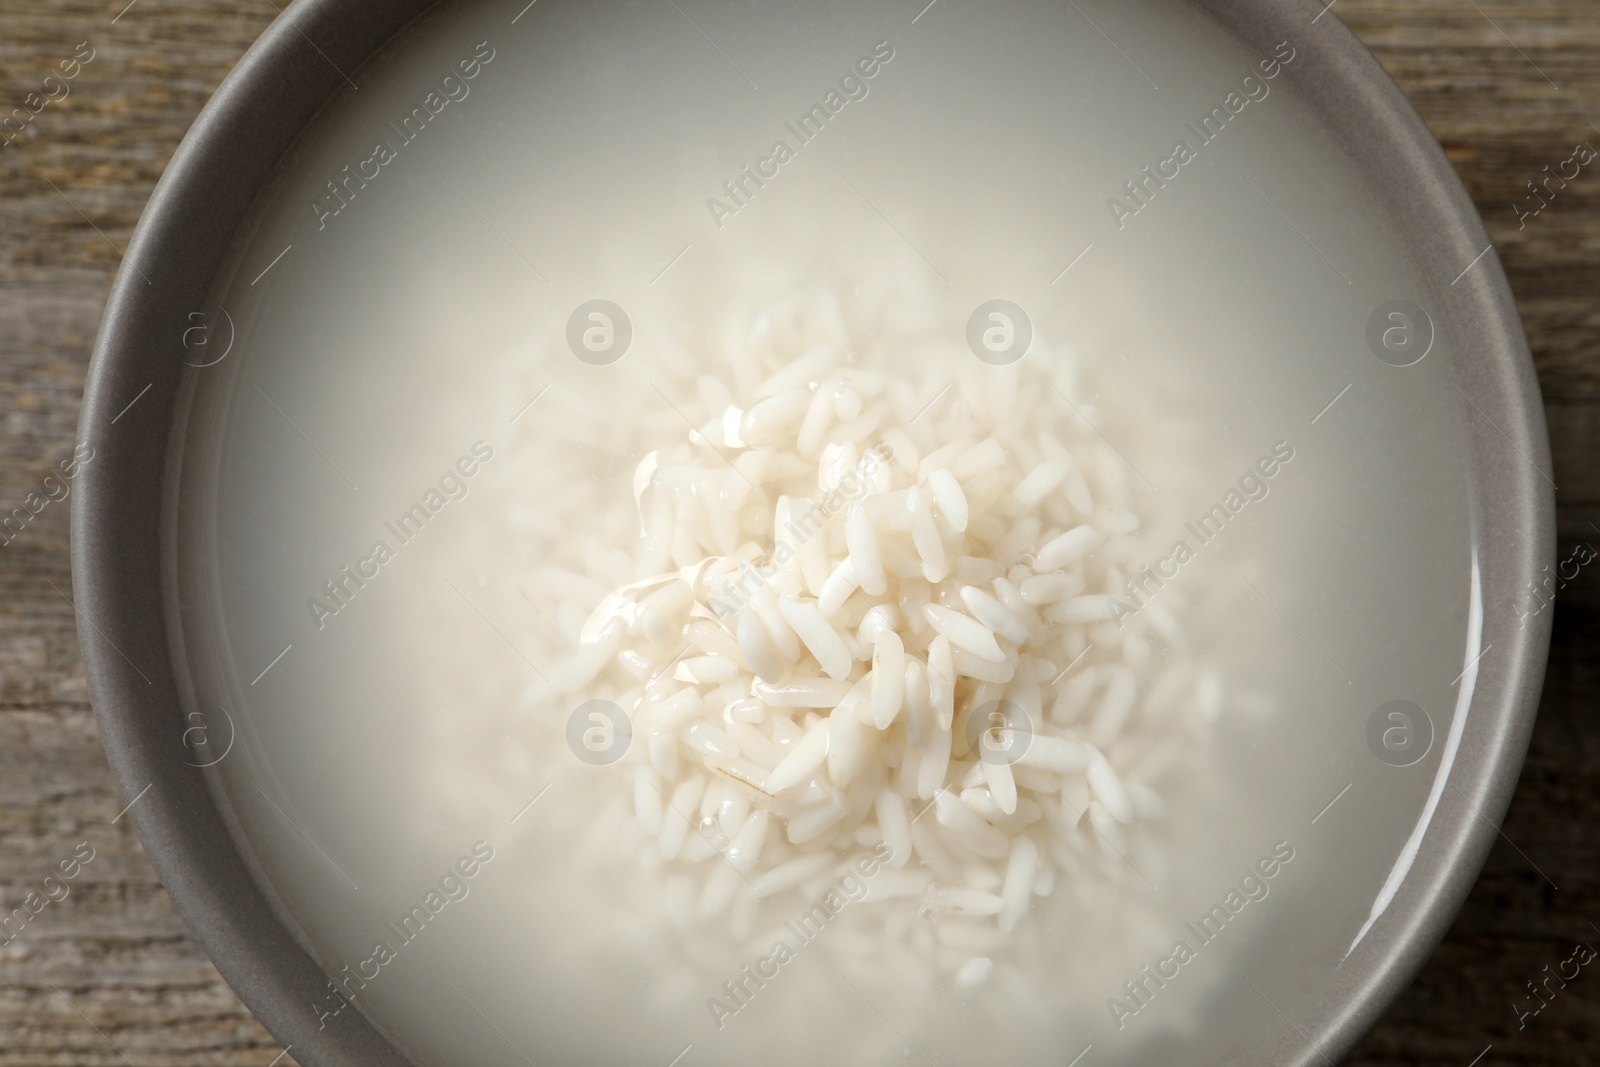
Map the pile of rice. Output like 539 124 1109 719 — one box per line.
517 277 1222 1004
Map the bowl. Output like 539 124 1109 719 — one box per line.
74 0 1554 1064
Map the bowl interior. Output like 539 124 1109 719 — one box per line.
77 1 1553 1065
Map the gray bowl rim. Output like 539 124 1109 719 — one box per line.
72 1 1555 1065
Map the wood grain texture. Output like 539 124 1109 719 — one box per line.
0 1 1596 1064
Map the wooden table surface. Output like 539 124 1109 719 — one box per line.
1 1 1597 1064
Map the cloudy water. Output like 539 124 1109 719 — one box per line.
167 0 1478 1064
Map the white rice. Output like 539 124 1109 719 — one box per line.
492 265 1230 1033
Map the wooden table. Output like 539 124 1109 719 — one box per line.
1 1 1596 1063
